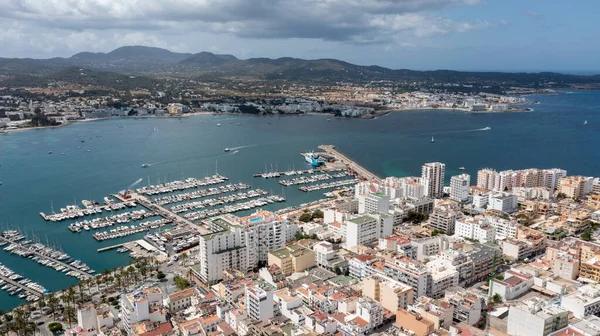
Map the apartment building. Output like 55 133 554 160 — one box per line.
561 284 600 319
455 217 496 243
357 192 389 214
362 274 414 312
245 284 274 322
197 211 299 283
267 244 315 275
345 214 393 249
168 287 198 312
421 162 446 198
444 287 484 325
383 258 431 298
488 193 518 213
507 298 569 336
559 176 595 199
429 206 461 235
426 258 460 298
450 174 471 202
120 288 167 335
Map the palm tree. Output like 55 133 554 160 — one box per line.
47 293 60 320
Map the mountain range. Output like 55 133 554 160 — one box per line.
1 45 599 86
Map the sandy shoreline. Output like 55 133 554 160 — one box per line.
0 106 533 135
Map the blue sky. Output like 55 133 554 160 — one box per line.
0 0 598 72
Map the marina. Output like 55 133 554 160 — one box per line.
134 174 229 196
298 178 361 192
40 200 136 221
153 182 251 206
0 263 45 301
91 219 171 241
182 195 286 221
67 209 155 232
0 230 95 281
169 189 270 213
278 171 351 186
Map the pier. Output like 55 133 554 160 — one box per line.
97 243 125 252
114 192 197 227
0 235 93 280
0 274 43 298
253 169 322 178
318 145 381 182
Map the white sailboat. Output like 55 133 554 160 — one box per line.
431 136 435 143
583 120 588 125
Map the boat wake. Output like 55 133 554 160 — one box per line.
426 127 492 135
229 144 256 151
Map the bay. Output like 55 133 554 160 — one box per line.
0 90 599 310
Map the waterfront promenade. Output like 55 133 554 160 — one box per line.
318 145 381 182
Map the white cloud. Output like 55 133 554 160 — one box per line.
0 0 491 56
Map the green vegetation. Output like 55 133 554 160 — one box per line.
492 293 503 304
156 272 166 280
30 109 60 127
582 227 593 241
495 274 504 280
557 192 567 199
431 229 445 237
48 322 63 333
334 265 342 275
174 276 190 290
298 210 324 223
405 210 428 224
299 213 312 223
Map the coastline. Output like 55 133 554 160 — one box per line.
0 105 534 135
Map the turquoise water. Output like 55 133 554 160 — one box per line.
0 90 599 310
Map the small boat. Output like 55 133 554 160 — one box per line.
118 125 124 129
216 123 222 126
141 163 150 168
459 167 465 170
48 151 52 154
224 148 231 152
482 126 491 131
87 150 91 152
0 181 3 185
431 136 435 143
583 120 588 125
61 153 65 155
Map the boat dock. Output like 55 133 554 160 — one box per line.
253 169 322 178
318 145 381 182
0 235 93 280
0 273 43 298
97 243 125 252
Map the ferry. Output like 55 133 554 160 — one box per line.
304 152 324 167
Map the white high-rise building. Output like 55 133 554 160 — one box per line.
345 214 393 249
542 168 567 190
246 285 273 322
198 210 299 283
450 174 470 202
422 162 445 198
358 192 390 214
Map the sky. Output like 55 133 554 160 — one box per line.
0 0 598 72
